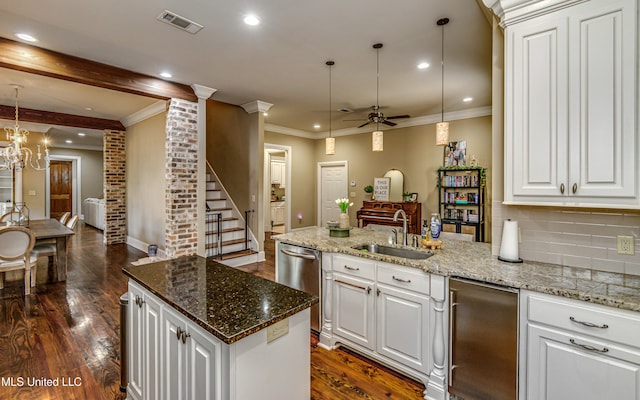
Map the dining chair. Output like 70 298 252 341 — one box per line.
59 212 71 225
0 226 37 295
66 215 79 230
0 211 22 223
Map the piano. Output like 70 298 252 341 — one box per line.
356 201 422 234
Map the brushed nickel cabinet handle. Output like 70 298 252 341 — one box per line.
344 265 360 271
176 326 183 341
181 331 190 344
335 279 367 292
569 338 608 353
392 275 411 283
560 183 565 194
572 183 577 194
569 316 608 329
376 288 381 296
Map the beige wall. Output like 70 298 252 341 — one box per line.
126 112 167 249
206 100 253 214
17 131 103 219
264 132 317 228
315 117 493 240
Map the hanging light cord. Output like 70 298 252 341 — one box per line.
376 45 380 132
440 21 445 123
329 62 332 137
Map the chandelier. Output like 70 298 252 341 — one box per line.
1 85 49 171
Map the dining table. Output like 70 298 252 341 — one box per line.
28 219 75 282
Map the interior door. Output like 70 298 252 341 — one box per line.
49 160 72 219
318 162 348 226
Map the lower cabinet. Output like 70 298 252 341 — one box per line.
521 291 640 400
329 255 433 385
162 306 221 400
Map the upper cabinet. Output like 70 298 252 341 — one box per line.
270 159 286 188
490 0 639 208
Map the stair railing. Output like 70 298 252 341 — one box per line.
244 210 255 251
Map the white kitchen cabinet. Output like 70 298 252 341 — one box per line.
162 306 222 400
270 201 285 226
270 160 285 188
521 291 640 400
333 271 375 350
504 0 638 208
128 281 162 400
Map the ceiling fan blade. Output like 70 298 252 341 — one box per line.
386 115 410 119
343 118 368 122
382 120 397 127
358 121 372 128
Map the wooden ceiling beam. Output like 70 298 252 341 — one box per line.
0 104 125 131
0 37 197 102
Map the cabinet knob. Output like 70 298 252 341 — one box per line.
176 326 183 341
560 183 565 194
572 183 577 194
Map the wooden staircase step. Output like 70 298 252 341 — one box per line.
205 227 244 236
214 249 258 261
205 238 250 250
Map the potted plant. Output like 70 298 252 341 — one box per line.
364 185 373 201
403 192 412 202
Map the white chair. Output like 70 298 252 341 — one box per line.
0 226 37 295
0 211 22 224
66 215 79 230
59 212 71 225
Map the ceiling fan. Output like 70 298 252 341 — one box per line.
347 43 410 129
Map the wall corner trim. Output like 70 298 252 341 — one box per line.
241 100 274 114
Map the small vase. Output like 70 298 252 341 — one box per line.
339 212 350 229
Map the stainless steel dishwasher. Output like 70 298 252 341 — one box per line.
449 278 519 400
276 242 321 332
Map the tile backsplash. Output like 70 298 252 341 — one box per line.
492 201 640 276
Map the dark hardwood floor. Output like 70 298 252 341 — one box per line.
0 224 425 399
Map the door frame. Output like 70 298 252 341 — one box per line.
316 160 348 227
263 143 292 232
46 155 82 219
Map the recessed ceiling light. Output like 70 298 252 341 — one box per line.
15 33 37 42
77 132 86 137
263 112 268 117
65 140 73 144
160 72 172 78
244 15 260 26
84 107 93 111
463 97 473 102
313 124 321 129
417 62 430 69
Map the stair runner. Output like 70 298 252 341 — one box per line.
205 174 257 263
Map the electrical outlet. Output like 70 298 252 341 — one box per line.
617 235 635 255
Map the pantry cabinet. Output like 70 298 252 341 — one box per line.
270 160 285 188
502 0 639 208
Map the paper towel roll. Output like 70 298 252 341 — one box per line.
499 219 522 262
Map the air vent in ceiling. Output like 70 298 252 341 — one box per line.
157 10 203 34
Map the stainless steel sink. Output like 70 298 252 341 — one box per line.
352 244 433 260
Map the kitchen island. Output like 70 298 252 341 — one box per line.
123 255 318 400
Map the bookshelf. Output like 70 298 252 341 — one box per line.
437 166 485 242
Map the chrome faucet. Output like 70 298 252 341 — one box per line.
393 209 408 246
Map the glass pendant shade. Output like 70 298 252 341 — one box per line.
372 131 383 152
436 122 449 146
325 137 335 155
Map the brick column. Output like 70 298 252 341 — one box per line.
103 130 127 245
165 98 199 258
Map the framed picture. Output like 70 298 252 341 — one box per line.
444 141 467 167
410 192 418 202
373 177 390 201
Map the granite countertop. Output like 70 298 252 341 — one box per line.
123 255 318 344
273 227 640 312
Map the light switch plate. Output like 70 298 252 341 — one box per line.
350 192 356 197
266 318 289 343
28 190 36 196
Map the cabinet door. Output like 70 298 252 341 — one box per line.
143 294 162 400
526 324 640 400
506 13 569 200
333 273 375 350
186 322 223 400
376 284 430 374
568 0 637 201
128 284 145 400
279 163 286 188
162 307 188 400
275 206 285 225
270 161 282 184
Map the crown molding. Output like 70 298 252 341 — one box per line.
241 100 274 114
191 84 217 100
121 100 167 127
482 0 587 27
265 106 492 139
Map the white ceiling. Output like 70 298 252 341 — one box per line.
0 0 492 144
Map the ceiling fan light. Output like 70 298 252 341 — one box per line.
436 122 449 146
372 131 384 152
325 137 335 155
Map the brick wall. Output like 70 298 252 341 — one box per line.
165 99 199 258
103 130 127 245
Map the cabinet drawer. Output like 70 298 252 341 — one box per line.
377 262 429 295
333 254 375 279
526 292 640 348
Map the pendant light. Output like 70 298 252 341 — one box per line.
325 60 336 155
436 18 450 146
372 43 384 152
